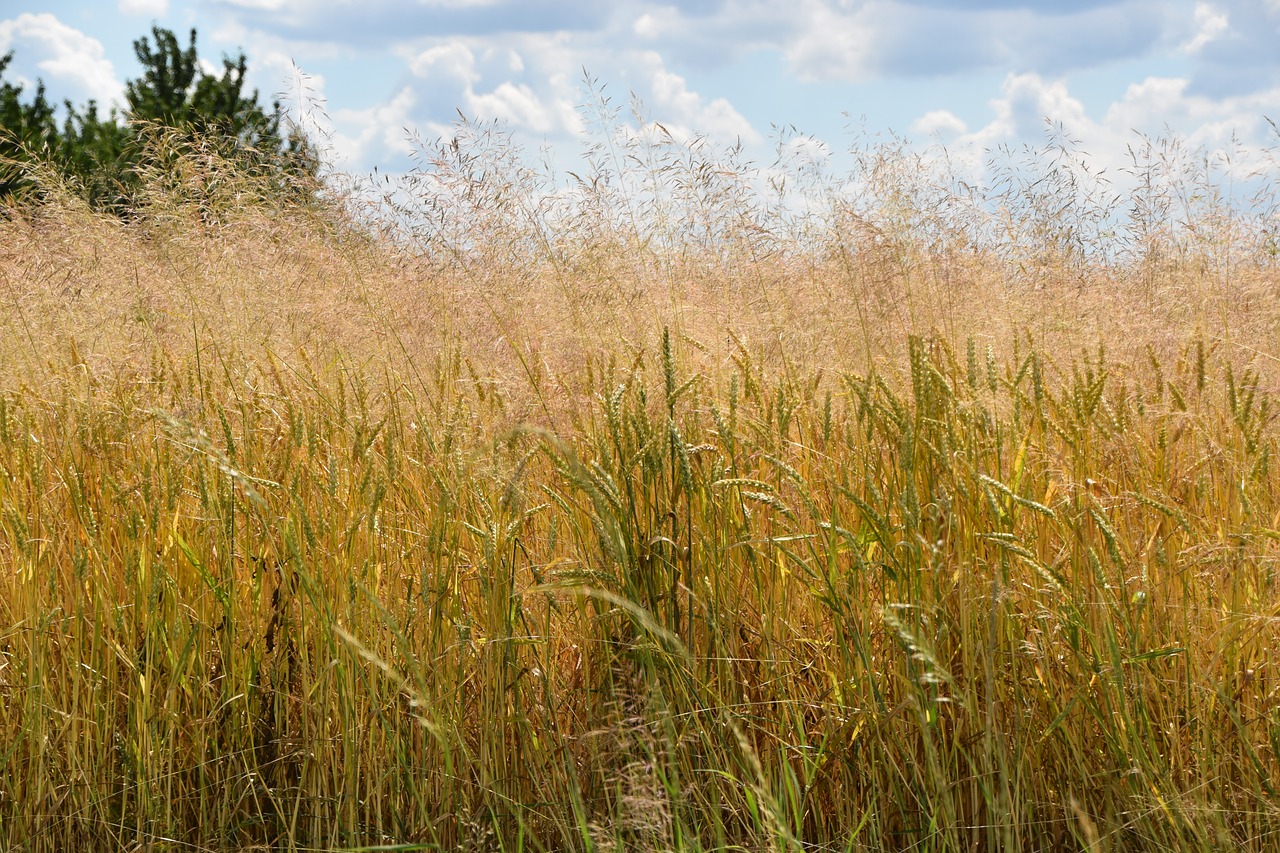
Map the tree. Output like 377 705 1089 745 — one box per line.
0 52 59 198
0 26 315 212
56 99 130 209
126 27 285 152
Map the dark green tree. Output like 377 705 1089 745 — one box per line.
0 26 315 212
126 27 284 151
55 101 130 209
0 52 59 198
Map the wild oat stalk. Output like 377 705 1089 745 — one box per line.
2 105 1280 852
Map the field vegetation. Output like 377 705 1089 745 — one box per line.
1 98 1280 851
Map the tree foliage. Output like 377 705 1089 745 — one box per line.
0 26 314 212
0 52 59 199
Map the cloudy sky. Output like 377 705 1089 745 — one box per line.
2 1 1278 180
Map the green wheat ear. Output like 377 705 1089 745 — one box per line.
4 107 1280 851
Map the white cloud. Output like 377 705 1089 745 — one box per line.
783 1 878 83
220 0 291 9
632 7 686 39
777 133 831 171
408 43 480 85
402 38 579 138
1183 2 1229 53
1105 74 1280 162
1104 76 1192 128
0 13 122 107
303 27 762 173
119 0 171 15
908 67 1280 192
633 13 659 37
332 85 419 165
196 0 1280 188
779 0 1185 83
466 81 560 133
912 110 968 139
640 51 763 145
200 0 1254 104
920 74 1123 182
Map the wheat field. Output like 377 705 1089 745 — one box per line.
1 117 1279 851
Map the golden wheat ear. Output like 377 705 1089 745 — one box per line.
2 111 1279 850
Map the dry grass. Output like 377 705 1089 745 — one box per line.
1 111 1279 851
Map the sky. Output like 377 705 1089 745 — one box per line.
2 1 1279 184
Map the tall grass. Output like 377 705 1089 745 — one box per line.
1 107 1279 851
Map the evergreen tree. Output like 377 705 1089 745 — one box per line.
0 52 59 199
57 99 130 209
126 27 284 151
0 26 315 212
